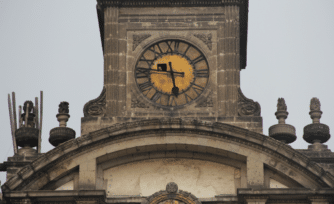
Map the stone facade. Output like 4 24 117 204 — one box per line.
1 1 333 204
82 0 262 135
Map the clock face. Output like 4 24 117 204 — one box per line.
135 39 209 107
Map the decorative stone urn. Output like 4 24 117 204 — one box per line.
269 98 296 144
303 98 330 146
49 102 76 147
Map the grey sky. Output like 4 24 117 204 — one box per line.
0 0 333 187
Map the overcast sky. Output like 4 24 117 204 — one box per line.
0 0 334 187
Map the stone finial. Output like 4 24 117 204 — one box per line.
309 97 322 123
277 98 287 111
58 101 69 114
56 102 70 127
269 98 296 144
275 98 288 124
303 98 330 148
49 102 75 147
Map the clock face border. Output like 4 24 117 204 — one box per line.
134 39 210 108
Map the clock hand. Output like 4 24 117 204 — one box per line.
151 69 184 77
169 62 179 97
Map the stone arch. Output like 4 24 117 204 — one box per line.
2 119 334 193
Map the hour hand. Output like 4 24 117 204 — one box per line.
169 62 179 97
172 87 179 97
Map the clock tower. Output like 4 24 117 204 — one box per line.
82 0 261 135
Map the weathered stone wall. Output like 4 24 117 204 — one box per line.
103 158 239 198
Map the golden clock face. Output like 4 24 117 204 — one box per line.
135 40 209 107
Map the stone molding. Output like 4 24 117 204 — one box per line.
237 88 261 116
83 87 106 117
238 188 334 204
97 0 245 8
142 183 201 204
131 98 149 108
133 34 151 51
3 191 106 204
193 33 212 50
195 94 213 107
2 119 334 192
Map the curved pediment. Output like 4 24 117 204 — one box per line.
2 119 334 194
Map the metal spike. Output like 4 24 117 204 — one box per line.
8 94 17 154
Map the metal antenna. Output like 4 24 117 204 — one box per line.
18 105 22 128
38 91 43 153
8 94 18 154
12 92 17 130
35 97 39 129
25 103 30 127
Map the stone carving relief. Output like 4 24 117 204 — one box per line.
166 182 178 194
237 88 261 116
195 94 213 107
193 33 212 50
133 34 151 51
83 87 106 117
131 98 149 108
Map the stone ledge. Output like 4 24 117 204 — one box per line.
3 119 334 192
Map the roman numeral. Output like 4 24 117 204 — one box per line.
184 93 193 103
138 81 153 92
156 43 163 54
191 83 205 95
151 91 162 102
192 55 205 64
149 47 162 60
139 55 154 67
182 45 190 57
194 69 209 78
135 68 150 78
166 41 173 53
174 41 180 53
167 96 177 106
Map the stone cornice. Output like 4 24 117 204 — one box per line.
238 188 334 203
2 119 334 192
97 0 245 8
96 0 249 69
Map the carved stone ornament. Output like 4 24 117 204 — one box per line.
166 182 178 194
83 87 106 117
133 34 151 51
141 183 201 204
194 33 212 50
237 88 261 116
196 94 213 107
58 101 69 114
310 97 321 111
277 98 287 112
131 98 149 108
